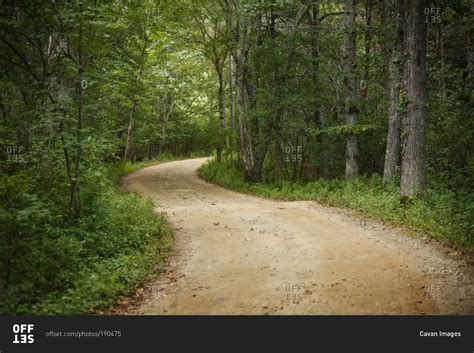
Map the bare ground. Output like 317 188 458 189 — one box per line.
118 158 473 315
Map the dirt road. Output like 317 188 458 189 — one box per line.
122 158 473 314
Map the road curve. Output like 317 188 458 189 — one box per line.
121 158 473 315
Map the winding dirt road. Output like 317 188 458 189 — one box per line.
122 158 473 315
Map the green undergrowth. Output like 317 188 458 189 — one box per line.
0 155 190 314
200 158 473 250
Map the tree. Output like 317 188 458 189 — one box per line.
343 0 359 179
383 0 404 184
188 0 229 162
400 0 428 198
228 0 259 181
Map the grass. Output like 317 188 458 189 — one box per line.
199 158 474 250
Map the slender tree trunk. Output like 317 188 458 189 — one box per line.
310 0 321 127
159 95 174 153
307 1 322 178
228 54 239 158
71 71 83 219
226 3 243 165
363 0 372 98
267 10 282 183
216 61 228 162
274 140 283 183
343 0 359 179
122 37 147 160
50 35 74 219
379 0 390 79
228 57 235 132
400 0 428 198
70 4 84 219
234 45 254 180
123 98 137 160
383 0 404 183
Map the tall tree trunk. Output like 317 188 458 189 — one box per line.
343 0 359 179
383 0 404 184
230 1 261 182
310 0 321 127
363 0 372 98
236 65 255 180
400 0 427 198
233 33 255 180
228 56 235 132
308 0 322 178
216 60 229 162
123 37 147 160
158 94 174 153
274 140 283 183
228 54 238 157
70 4 84 219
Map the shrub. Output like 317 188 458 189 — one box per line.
0 160 173 314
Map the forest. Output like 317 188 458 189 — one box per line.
0 0 472 314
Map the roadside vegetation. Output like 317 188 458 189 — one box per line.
0 157 180 314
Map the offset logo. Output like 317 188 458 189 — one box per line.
12 324 34 344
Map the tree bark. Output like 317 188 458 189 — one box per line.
343 0 359 179
158 94 174 153
70 4 85 219
228 54 238 156
400 0 427 198
123 98 138 160
216 60 229 162
233 18 255 181
123 35 148 160
310 0 322 127
228 0 263 182
363 0 372 98
383 0 404 184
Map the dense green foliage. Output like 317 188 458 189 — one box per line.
0 0 472 314
0 160 174 314
193 0 472 248
0 1 212 314
201 158 473 249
